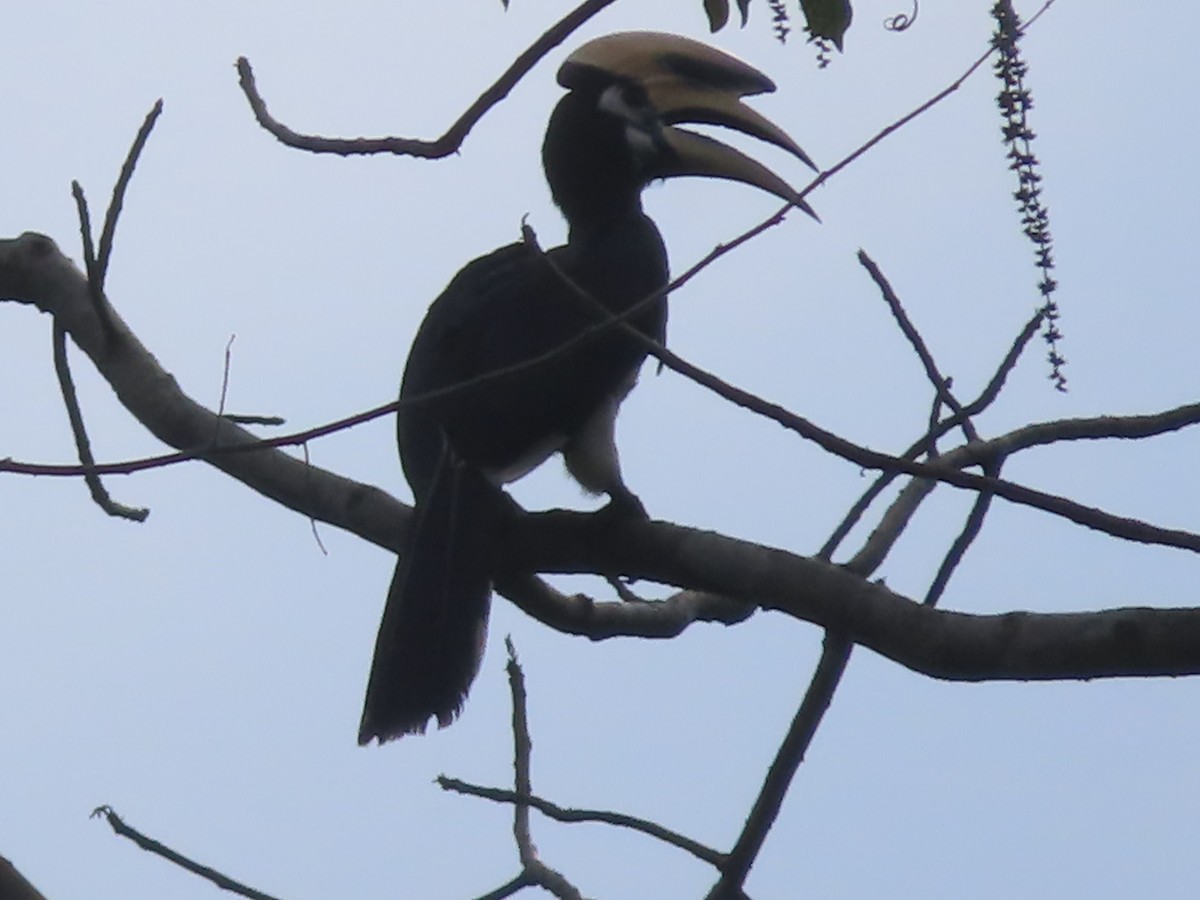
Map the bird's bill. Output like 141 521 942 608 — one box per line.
561 31 818 218
655 126 819 221
645 83 816 173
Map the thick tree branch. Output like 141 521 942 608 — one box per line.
4 233 1200 684
0 232 404 550
503 509 1200 682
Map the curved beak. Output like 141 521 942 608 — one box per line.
559 31 819 220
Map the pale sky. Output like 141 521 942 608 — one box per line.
2 2 1198 898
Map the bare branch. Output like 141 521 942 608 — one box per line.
497 575 755 638
819 307 1043 559
503 508 1200 682
506 640 535 870
236 0 618 157
924 460 1001 606
4 232 1198 558
69 181 115 341
843 468 938 575
536 239 1200 550
4 233 1199 684
221 414 286 426
91 806 282 900
474 873 535 900
51 100 166 519
0 232 406 552
440 777 724 867
96 99 163 286
477 639 584 900
858 249 978 442
51 322 147 520
5 232 1200 684
710 635 853 899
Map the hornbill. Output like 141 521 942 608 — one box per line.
358 31 816 744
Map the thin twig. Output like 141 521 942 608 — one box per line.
440 777 724 867
51 323 147 520
605 574 646 603
222 414 286 426
843 466 939 577
507 638 535 868
91 806 282 900
707 21 1064 870
53 101 164 518
858 250 978 442
218 331 284 426
236 0 618 157
709 634 853 898
522 227 1200 553
7 365 1200 554
819 307 1044 559
9 26 1036 490
301 442 329 556
69 181 115 341
218 334 235 417
97 99 163 286
498 638 583 900
474 873 535 900
924 460 1000 606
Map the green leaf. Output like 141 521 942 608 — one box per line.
704 0 730 31
799 0 853 50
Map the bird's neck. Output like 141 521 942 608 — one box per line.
565 200 654 247
557 207 669 319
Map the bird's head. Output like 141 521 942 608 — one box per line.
544 31 817 223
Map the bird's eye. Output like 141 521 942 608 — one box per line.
618 82 649 110
598 82 652 124
597 82 667 167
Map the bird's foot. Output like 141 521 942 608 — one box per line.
597 485 648 523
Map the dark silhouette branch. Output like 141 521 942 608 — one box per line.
443 642 723 885
820 307 1043 558
51 322 147 520
68 181 113 340
924 459 1001 605
521 226 1200 554
0 231 406 552
4 233 1200 684
709 634 853 900
11 232 1195 558
236 0 619 157
50 100 166 519
91 806 281 900
440 776 724 867
507 642 536 871
503 509 1200 682
858 249 979 443
8 25 1135 553
474 873 535 900
459 641 584 900
96 99 163 287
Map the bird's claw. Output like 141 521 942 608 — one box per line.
597 486 648 523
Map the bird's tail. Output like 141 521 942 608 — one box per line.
358 457 504 744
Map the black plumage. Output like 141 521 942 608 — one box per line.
359 32 814 744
